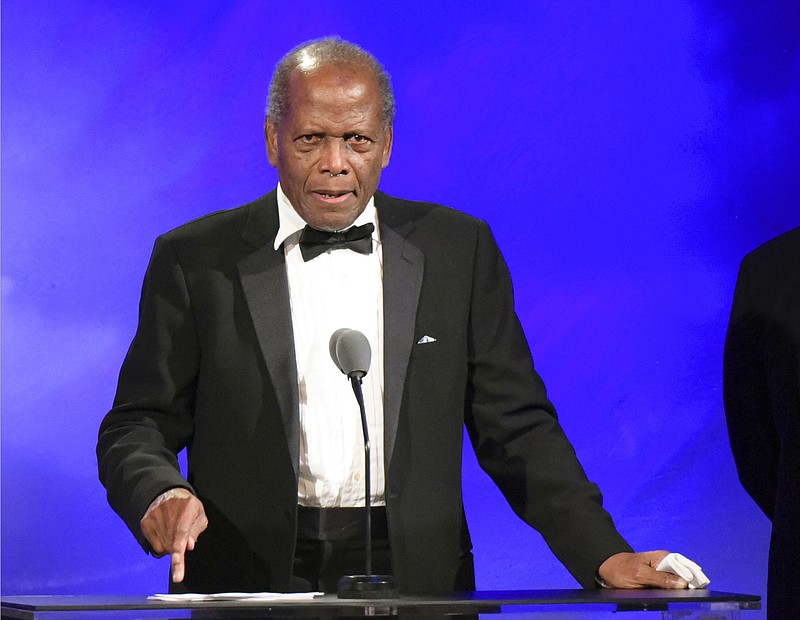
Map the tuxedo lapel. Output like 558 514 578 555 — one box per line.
379 197 424 471
237 192 300 478
234 190 425 480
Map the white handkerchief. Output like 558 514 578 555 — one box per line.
656 553 710 589
148 592 323 602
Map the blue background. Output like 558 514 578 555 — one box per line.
2 2 798 617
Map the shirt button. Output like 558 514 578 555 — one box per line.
354 472 362 482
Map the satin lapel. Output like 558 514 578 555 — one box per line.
380 210 424 472
237 193 300 478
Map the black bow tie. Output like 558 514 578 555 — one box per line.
299 223 375 262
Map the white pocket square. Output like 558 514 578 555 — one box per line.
416 335 437 344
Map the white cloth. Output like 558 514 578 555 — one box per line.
275 184 385 507
656 553 710 589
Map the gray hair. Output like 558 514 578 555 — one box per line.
266 37 395 127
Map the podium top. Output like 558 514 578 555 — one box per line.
1 589 761 618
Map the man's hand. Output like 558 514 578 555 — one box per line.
597 551 688 589
140 488 208 583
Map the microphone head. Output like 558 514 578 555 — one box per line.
329 328 371 379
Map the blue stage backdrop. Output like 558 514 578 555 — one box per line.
2 2 798 618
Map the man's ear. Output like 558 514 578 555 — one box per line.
381 125 393 169
265 118 279 167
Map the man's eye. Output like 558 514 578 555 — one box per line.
299 134 321 144
347 134 369 143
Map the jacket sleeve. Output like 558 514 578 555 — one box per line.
723 252 779 519
97 234 197 552
463 220 632 587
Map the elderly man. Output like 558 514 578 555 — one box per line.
98 37 690 594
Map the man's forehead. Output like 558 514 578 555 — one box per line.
282 67 381 119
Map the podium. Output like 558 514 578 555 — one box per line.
1 590 760 620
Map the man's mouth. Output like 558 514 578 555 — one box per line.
313 190 353 203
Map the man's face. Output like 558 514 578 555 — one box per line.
265 63 393 231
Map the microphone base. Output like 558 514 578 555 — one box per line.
336 575 398 599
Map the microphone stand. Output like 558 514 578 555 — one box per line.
336 374 398 599
352 375 372 577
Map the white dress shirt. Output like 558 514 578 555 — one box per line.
273 184 385 507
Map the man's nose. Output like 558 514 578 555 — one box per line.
319 138 349 176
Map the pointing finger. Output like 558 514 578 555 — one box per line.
171 549 186 583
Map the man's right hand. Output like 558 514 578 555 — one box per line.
140 488 208 583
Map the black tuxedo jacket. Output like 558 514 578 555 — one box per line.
98 190 631 594
724 226 800 617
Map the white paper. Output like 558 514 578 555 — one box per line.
148 592 324 602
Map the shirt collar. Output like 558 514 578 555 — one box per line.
273 183 378 251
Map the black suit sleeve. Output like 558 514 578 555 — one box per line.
463 221 632 587
97 235 197 551
723 251 781 519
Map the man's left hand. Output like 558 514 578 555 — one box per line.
597 551 688 589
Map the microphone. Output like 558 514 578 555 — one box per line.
329 328 371 379
328 329 397 599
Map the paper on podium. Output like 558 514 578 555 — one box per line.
148 592 324 602
656 553 710 589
